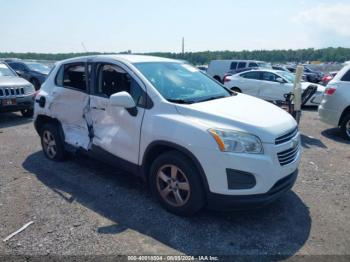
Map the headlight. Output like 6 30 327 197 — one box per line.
208 128 263 154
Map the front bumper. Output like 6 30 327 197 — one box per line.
0 93 34 113
207 169 298 210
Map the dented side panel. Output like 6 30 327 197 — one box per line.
48 87 91 149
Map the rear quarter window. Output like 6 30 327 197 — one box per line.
341 69 350 82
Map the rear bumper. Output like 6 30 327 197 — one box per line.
0 94 34 113
207 169 298 210
318 105 340 126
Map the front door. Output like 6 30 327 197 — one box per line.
89 62 146 165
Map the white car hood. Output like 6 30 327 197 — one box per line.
0 76 30 87
176 94 297 143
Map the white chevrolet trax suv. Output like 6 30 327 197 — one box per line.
34 55 301 216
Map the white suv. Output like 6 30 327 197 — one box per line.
319 64 350 139
34 55 301 216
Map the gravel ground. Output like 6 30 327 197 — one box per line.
0 109 349 260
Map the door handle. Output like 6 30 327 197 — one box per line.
91 106 106 111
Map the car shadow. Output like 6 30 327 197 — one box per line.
0 112 32 129
301 105 318 112
22 151 311 257
300 134 327 149
321 128 350 145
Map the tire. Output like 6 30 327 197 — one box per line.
231 87 241 93
30 78 40 91
149 151 205 216
21 108 34 118
213 76 221 83
40 123 66 161
340 113 350 140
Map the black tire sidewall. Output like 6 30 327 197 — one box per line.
340 114 350 140
40 123 66 161
21 109 34 117
149 151 205 216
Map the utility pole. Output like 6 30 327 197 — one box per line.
182 37 185 55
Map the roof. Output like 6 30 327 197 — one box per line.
58 54 180 65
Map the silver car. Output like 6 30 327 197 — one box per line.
319 64 350 139
0 62 36 117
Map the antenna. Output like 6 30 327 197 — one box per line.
81 42 88 53
182 37 185 55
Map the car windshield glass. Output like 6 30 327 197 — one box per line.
0 63 16 77
134 62 231 103
26 62 50 74
257 62 272 68
278 71 295 83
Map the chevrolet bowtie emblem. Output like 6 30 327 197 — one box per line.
291 137 298 149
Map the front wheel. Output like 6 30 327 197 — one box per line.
340 113 350 140
21 108 34 117
149 151 205 216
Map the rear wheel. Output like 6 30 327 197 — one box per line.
40 123 66 161
21 108 34 117
340 113 350 140
231 87 241 93
149 151 205 216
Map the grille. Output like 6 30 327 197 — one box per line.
0 86 25 97
277 144 299 166
275 127 298 145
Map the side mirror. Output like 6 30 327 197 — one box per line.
276 77 285 84
110 91 136 109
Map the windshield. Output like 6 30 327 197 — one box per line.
26 62 50 74
278 71 295 83
134 62 231 103
0 63 16 77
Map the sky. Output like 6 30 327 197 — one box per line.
1 0 350 53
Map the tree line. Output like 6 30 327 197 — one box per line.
1 47 349 65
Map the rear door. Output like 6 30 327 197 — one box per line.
48 61 91 149
89 60 147 165
259 72 291 101
236 71 261 96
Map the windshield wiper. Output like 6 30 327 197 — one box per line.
197 95 227 103
167 99 195 104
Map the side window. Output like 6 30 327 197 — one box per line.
230 62 237 70
95 64 145 106
241 71 260 80
248 62 258 67
237 62 246 69
341 70 350 82
261 72 278 82
55 63 87 91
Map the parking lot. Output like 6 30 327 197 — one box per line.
0 108 349 258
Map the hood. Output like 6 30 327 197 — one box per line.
176 94 297 143
0 76 31 87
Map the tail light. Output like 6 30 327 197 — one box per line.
223 74 232 83
325 86 336 95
